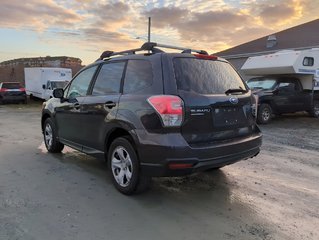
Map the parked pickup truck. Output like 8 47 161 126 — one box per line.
247 76 319 124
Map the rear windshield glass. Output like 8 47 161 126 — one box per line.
247 78 277 90
173 58 246 94
2 83 22 89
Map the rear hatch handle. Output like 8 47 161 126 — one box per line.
225 88 248 95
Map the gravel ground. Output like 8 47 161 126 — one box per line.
0 103 318 240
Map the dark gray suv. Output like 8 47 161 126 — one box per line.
41 42 262 194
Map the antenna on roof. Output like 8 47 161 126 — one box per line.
147 17 151 54
148 17 151 43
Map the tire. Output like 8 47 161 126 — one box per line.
257 103 272 124
108 137 151 195
43 118 64 153
309 101 319 118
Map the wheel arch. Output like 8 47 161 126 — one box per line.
105 127 139 155
258 99 276 113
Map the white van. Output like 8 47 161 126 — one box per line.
25 68 72 100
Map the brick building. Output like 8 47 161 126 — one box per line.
0 56 84 85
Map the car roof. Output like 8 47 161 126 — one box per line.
89 52 228 67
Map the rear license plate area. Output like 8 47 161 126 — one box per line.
213 107 245 127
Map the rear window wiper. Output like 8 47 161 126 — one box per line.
225 88 248 95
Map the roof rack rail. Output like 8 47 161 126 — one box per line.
97 42 208 61
141 42 208 55
98 48 142 61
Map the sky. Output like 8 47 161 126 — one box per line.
0 0 318 65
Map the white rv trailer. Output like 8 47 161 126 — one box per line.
241 48 319 90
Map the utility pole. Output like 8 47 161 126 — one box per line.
148 17 151 43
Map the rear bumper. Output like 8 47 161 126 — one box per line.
1 94 26 102
135 130 262 177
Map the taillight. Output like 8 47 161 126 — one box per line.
19 88 26 92
194 54 218 60
147 95 184 127
251 94 258 118
0 88 7 92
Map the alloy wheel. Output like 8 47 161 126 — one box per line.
111 147 133 187
44 124 53 148
262 109 270 122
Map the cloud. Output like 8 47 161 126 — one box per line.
82 28 134 43
256 0 302 26
0 0 318 64
143 6 266 50
0 0 81 30
89 2 132 30
287 0 319 24
144 7 188 28
145 6 251 32
175 10 252 34
259 4 295 22
142 0 318 53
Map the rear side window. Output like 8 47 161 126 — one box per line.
174 58 246 94
247 79 277 90
123 60 153 94
278 82 295 92
2 83 22 89
278 78 301 92
92 62 125 95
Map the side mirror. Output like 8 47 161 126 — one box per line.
42 84 46 89
53 88 64 99
273 88 279 94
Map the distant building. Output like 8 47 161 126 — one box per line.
216 19 319 80
0 56 84 85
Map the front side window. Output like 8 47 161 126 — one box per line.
67 65 98 99
92 62 125 95
123 60 153 94
174 58 246 95
46 81 51 89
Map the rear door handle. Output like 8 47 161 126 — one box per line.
104 101 116 109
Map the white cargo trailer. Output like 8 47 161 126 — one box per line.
24 67 72 100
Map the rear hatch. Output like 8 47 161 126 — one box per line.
0 82 25 96
172 56 256 146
